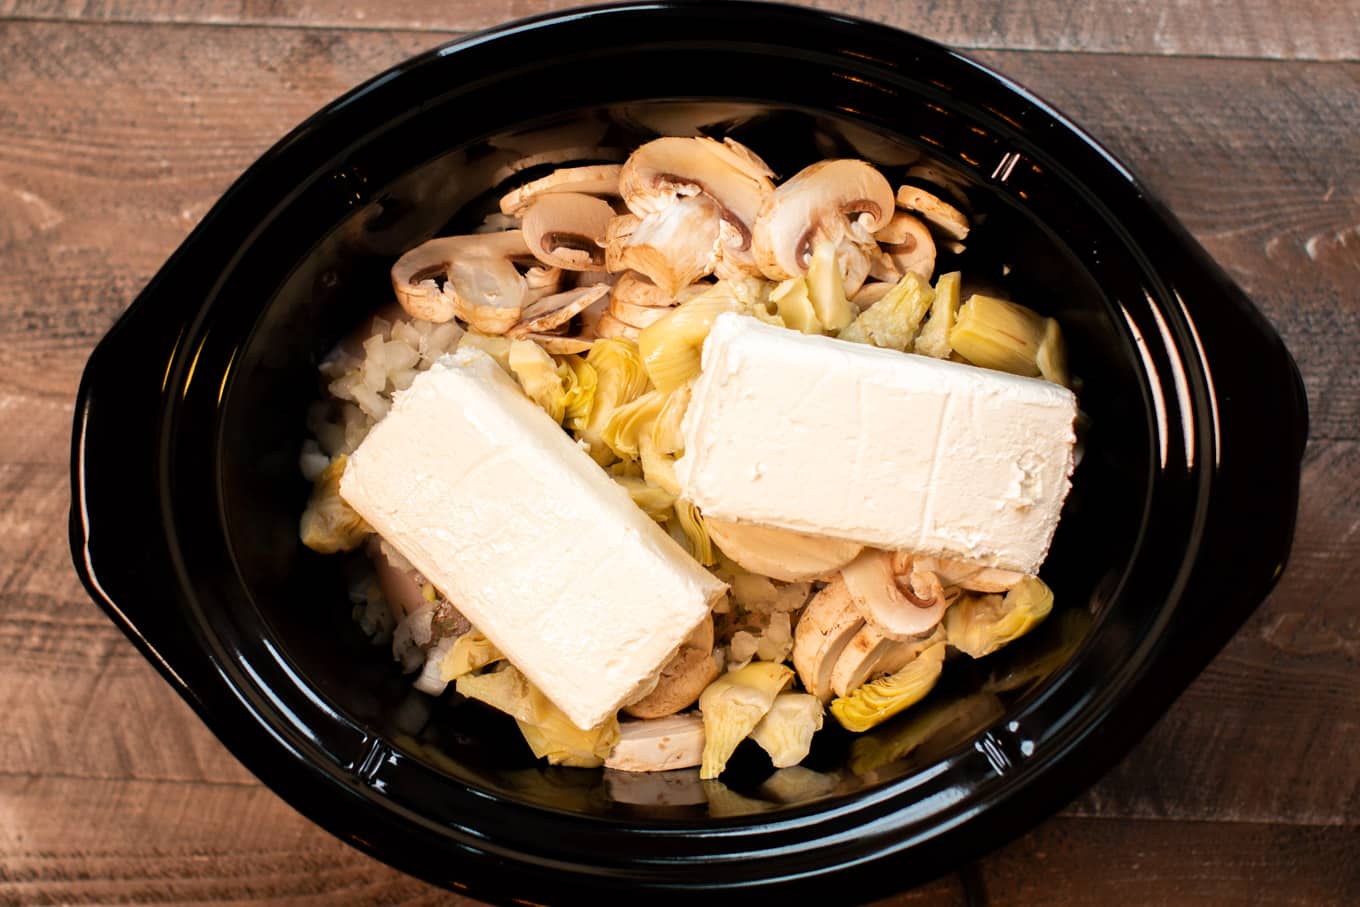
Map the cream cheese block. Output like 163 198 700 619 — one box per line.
340 348 726 731
676 313 1077 574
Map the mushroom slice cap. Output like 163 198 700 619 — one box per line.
521 192 615 271
895 185 970 241
751 159 895 281
705 517 863 582
850 280 896 310
390 230 530 330
792 576 866 702
625 615 718 719
610 295 675 330
595 310 641 340
605 713 706 772
499 164 623 215
841 548 946 640
876 211 937 280
615 196 721 297
507 285 610 338
618 136 774 249
830 624 945 699
907 555 1026 594
611 270 677 309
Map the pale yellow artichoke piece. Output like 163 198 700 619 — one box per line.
457 664 620 768
638 291 743 392
458 330 513 371
613 475 676 521
437 631 503 682
829 641 946 733
949 293 1048 376
768 276 824 334
508 339 567 423
580 337 650 464
698 661 793 779
944 575 1055 658
914 270 960 359
806 239 854 331
603 389 665 460
749 692 824 768
837 271 934 352
559 354 597 434
1036 316 1070 387
672 498 715 566
300 455 370 553
639 432 682 496
650 383 692 455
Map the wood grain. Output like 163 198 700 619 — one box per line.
0 5 1356 905
1 0 1357 61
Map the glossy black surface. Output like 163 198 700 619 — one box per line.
70 3 1307 903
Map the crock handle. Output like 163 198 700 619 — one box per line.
69 274 212 703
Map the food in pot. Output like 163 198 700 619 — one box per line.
299 134 1079 781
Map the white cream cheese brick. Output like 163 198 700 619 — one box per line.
676 313 1077 574
340 348 727 731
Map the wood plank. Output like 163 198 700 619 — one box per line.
0 0 1356 61
976 816 1360 906
0 23 1354 439
0 775 965 905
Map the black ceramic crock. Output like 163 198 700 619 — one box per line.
70 3 1308 902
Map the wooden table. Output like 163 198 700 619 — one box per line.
2 1 1356 903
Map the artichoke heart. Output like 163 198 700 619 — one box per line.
837 271 934 352
672 498 715 566
806 240 854 331
508 339 568 422
650 383 692 455
949 293 1048 377
579 338 649 465
560 354 597 434
944 575 1055 658
829 641 946 733
749 692 824 768
457 664 620 768
437 630 503 682
638 289 743 392
603 389 665 461
913 270 960 359
613 475 676 521
299 455 370 553
698 661 793 779
768 277 824 335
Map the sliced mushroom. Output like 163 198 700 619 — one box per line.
613 196 721 297
367 536 428 620
875 211 937 279
895 185 970 241
705 517 862 582
612 270 676 309
524 264 564 303
791 577 866 702
574 269 615 288
619 137 774 256
867 250 904 285
830 624 944 699
751 159 895 285
841 549 946 640
521 192 614 271
474 211 522 234
390 230 529 331
603 213 640 273
850 280 896 311
625 615 719 719
904 554 1025 594
595 310 640 340
610 295 675 330
604 712 706 772
507 285 609 338
499 164 624 215
527 334 594 355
